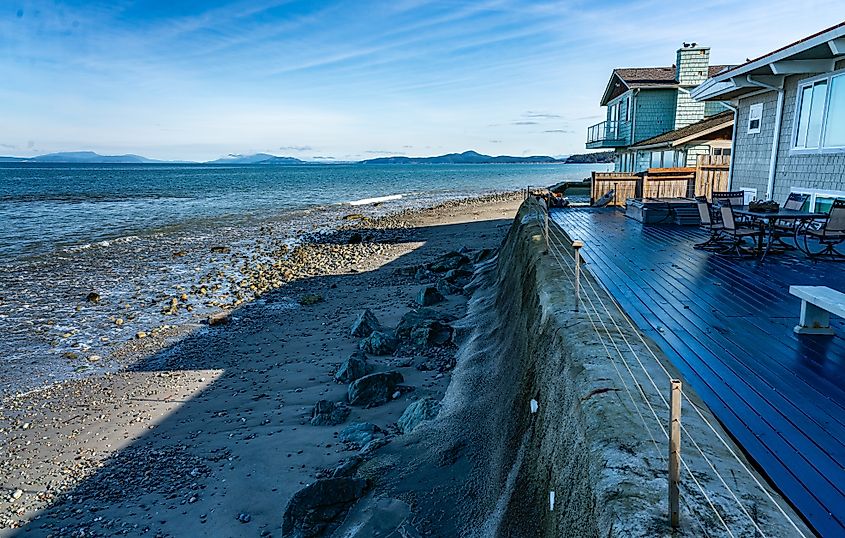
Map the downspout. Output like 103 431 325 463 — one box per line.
747 75 785 200
630 89 639 172
720 102 738 190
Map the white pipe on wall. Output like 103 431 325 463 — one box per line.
746 75 785 200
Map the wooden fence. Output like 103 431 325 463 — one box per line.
590 172 640 207
591 154 730 206
694 154 730 199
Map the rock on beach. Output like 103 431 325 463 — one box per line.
348 371 404 407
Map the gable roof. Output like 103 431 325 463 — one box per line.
601 65 733 105
630 110 734 149
692 21 845 101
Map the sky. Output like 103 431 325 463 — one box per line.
1 1 843 162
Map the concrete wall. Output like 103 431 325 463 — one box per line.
732 64 845 202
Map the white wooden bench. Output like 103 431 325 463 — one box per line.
789 285 845 335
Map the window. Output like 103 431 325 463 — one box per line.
625 95 631 122
789 188 845 212
712 147 731 156
793 71 845 151
747 103 763 134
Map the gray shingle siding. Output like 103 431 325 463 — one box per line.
633 90 676 143
732 66 845 202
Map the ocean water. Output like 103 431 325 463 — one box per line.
0 162 608 395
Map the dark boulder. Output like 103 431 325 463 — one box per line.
347 232 363 244
85 292 100 304
435 278 462 297
310 400 351 426
428 251 470 272
348 371 404 407
416 286 444 306
395 308 455 339
350 309 381 338
409 320 453 347
359 331 398 356
334 350 372 384
281 477 367 538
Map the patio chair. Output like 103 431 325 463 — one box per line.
694 196 726 250
718 203 763 257
798 199 845 259
712 191 745 208
772 193 811 249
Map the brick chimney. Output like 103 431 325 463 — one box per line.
676 43 710 86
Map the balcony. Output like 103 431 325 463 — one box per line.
585 120 627 149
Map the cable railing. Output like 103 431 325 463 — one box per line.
529 199 807 537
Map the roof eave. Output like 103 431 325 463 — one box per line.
714 23 845 83
599 72 629 106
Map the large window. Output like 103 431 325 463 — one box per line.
793 71 845 151
789 188 845 212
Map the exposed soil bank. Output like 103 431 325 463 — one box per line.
361 199 811 537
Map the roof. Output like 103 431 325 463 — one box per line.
601 65 733 105
630 110 734 149
692 21 845 101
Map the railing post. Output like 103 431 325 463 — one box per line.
544 198 550 252
572 240 584 311
669 379 682 529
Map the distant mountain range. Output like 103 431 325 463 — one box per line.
0 151 171 164
205 153 305 165
361 150 564 165
0 149 614 165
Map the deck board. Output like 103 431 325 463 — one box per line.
550 207 845 536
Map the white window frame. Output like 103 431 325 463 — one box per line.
790 68 845 155
789 186 845 210
747 103 763 134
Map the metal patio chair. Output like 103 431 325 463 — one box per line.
712 191 746 208
694 196 726 250
798 199 845 259
772 192 811 249
718 203 763 257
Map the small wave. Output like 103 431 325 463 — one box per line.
347 194 403 206
64 235 141 253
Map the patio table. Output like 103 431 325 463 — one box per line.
733 206 827 261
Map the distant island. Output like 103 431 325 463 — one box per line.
0 149 615 165
563 151 614 164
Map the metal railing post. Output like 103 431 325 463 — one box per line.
669 379 682 529
572 240 584 311
544 198 550 251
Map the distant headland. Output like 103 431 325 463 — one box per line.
0 150 614 165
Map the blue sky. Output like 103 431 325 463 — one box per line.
1 1 843 161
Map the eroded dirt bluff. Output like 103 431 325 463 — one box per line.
359 199 810 538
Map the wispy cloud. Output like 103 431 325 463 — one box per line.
0 1 840 160
279 145 313 152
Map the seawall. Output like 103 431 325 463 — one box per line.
362 198 810 536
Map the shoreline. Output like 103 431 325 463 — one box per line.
0 193 521 534
1 190 524 400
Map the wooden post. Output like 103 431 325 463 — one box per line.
669 379 682 529
572 240 584 311
544 199 550 251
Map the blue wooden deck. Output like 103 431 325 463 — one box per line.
550 207 845 537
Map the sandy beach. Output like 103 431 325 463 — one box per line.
0 193 522 536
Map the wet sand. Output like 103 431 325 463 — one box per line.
0 194 521 536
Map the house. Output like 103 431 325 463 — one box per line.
691 22 845 210
586 44 734 172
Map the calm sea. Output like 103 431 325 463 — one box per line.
0 162 609 395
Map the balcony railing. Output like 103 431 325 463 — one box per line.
586 120 621 144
